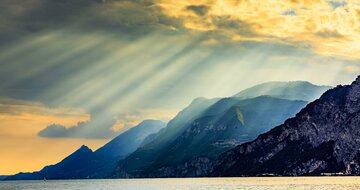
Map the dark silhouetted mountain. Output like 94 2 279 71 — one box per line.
0 176 8 180
6 145 94 180
210 76 360 176
234 81 331 101
5 120 165 180
114 97 308 177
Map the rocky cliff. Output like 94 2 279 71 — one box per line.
210 76 360 176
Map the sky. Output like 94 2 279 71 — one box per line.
0 0 359 175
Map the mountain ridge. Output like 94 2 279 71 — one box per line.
112 81 331 178
234 81 331 101
210 76 360 176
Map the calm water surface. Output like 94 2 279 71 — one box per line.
1 177 360 190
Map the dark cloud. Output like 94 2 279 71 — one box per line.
0 0 181 44
38 114 117 139
185 5 210 16
0 0 95 36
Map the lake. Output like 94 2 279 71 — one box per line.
1 177 360 190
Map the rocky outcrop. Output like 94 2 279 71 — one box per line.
210 76 360 176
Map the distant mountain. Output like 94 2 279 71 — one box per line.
114 96 307 177
95 120 167 159
0 176 8 180
113 81 329 178
5 120 165 180
210 76 360 176
111 97 219 177
234 81 331 101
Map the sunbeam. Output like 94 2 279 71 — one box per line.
0 0 359 176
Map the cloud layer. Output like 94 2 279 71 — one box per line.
0 0 180 44
38 115 117 139
1 0 359 59
0 0 359 140
157 0 360 59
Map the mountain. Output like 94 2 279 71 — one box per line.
114 96 307 177
0 176 9 180
111 97 219 177
89 120 167 176
95 120 167 159
210 76 360 176
5 120 165 180
234 81 331 101
7 145 95 180
5 81 332 179
113 81 330 178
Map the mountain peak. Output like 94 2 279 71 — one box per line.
73 145 93 155
79 145 91 151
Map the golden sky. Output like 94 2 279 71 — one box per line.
0 98 176 174
158 0 360 59
0 99 105 174
0 0 359 175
